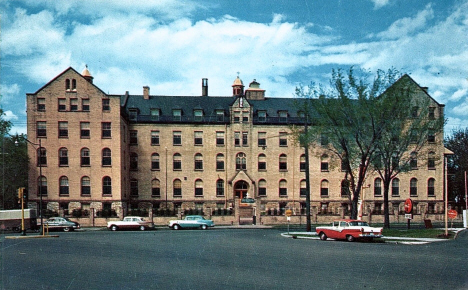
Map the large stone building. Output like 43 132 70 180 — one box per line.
26 66 448 225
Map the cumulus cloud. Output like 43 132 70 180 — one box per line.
370 0 391 9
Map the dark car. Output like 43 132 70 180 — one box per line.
43 217 80 232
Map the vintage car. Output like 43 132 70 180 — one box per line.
315 219 383 242
43 217 81 232
107 216 152 231
169 215 214 230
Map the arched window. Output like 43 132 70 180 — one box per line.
195 179 203 196
374 178 382 196
391 178 400 196
81 176 91 196
258 154 266 171
38 176 47 196
81 148 90 166
300 180 307 197
321 180 329 197
279 179 287 196
102 148 111 166
173 179 182 197
102 176 112 195
59 176 69 196
65 79 70 90
279 154 287 171
152 179 160 197
194 153 203 170
321 154 329 171
151 153 160 170
59 147 68 166
216 154 224 171
130 152 138 170
130 179 138 196
216 179 224 196
428 178 435 196
258 179 267 196
300 154 306 171
37 147 47 166
236 153 246 170
71 79 77 90
410 178 418 196
173 153 182 170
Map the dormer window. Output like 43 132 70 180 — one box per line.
173 109 182 121
150 109 160 121
216 110 224 122
129 109 138 121
279 111 288 122
194 109 203 122
258 111 266 122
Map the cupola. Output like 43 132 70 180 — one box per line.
232 76 244 96
81 65 94 83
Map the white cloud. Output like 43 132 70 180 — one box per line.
450 88 467 102
3 110 18 121
0 83 21 103
370 0 391 9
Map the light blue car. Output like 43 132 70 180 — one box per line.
169 215 215 230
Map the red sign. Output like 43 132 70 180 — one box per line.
448 210 458 219
404 199 413 214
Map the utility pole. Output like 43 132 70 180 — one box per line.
304 117 312 232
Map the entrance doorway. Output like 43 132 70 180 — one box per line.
234 180 249 199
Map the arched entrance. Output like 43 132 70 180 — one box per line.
234 180 249 199
234 180 255 225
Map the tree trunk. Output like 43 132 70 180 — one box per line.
383 178 391 229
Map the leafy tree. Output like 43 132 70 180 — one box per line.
445 128 468 208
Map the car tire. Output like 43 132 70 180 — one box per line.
346 235 355 242
173 224 180 230
63 227 71 232
139 225 146 231
201 224 208 230
111 225 118 231
319 232 327 241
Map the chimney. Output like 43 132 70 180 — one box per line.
143 86 150 100
202 78 208 96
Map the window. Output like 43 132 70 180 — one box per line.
129 130 138 145
82 99 90 111
130 179 138 196
234 111 240 123
81 148 90 166
130 153 138 171
216 110 224 122
341 180 350 197
152 179 161 197
72 79 76 90
321 180 329 197
194 153 203 170
242 132 248 146
65 79 70 91
391 178 400 196
216 154 224 171
194 131 203 145
173 109 181 121
258 154 266 171
102 148 111 166
102 176 112 195
300 180 307 197
129 109 138 121
102 122 111 138
320 134 328 146
80 122 90 138
38 176 47 196
150 109 160 121
59 176 69 196
216 131 225 146
429 107 436 119
173 131 181 146
81 176 91 196
236 153 246 170
59 148 68 166
258 111 266 122
102 99 110 111
279 179 287 196
258 132 266 147
279 111 288 122
279 132 287 146
58 99 66 111
410 178 418 196
234 132 240 146
195 179 203 196
37 147 47 166
428 152 436 169
151 153 160 170
374 178 382 196
427 129 436 143
321 154 329 172
411 106 419 118
37 121 47 137
410 152 418 169
216 179 225 196
300 154 306 171
428 178 435 196
173 153 182 170
258 179 267 196
173 179 182 197
58 121 68 138
279 154 287 171
151 131 160 145
70 99 78 111
242 112 249 123
37 98 46 111
194 110 203 121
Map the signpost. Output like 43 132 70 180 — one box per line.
285 209 292 234
448 209 458 229
404 199 413 229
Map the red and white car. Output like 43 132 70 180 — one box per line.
107 216 152 231
315 219 383 242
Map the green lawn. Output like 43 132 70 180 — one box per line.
382 228 453 239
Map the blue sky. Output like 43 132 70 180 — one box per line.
1 0 467 136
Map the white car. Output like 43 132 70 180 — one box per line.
107 216 152 231
316 219 383 242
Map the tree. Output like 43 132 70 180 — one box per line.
445 128 468 208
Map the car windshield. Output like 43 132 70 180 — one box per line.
348 221 369 226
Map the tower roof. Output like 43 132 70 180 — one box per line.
232 76 244 87
81 65 92 77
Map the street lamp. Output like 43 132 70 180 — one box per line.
16 137 43 232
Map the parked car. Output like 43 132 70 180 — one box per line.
107 216 152 231
43 217 80 232
169 215 214 230
315 219 383 242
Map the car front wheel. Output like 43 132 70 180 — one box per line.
173 224 180 230
63 227 71 232
346 235 355 242
111 225 118 231
319 232 327 241
201 224 208 230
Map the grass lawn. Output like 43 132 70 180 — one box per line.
382 228 454 239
